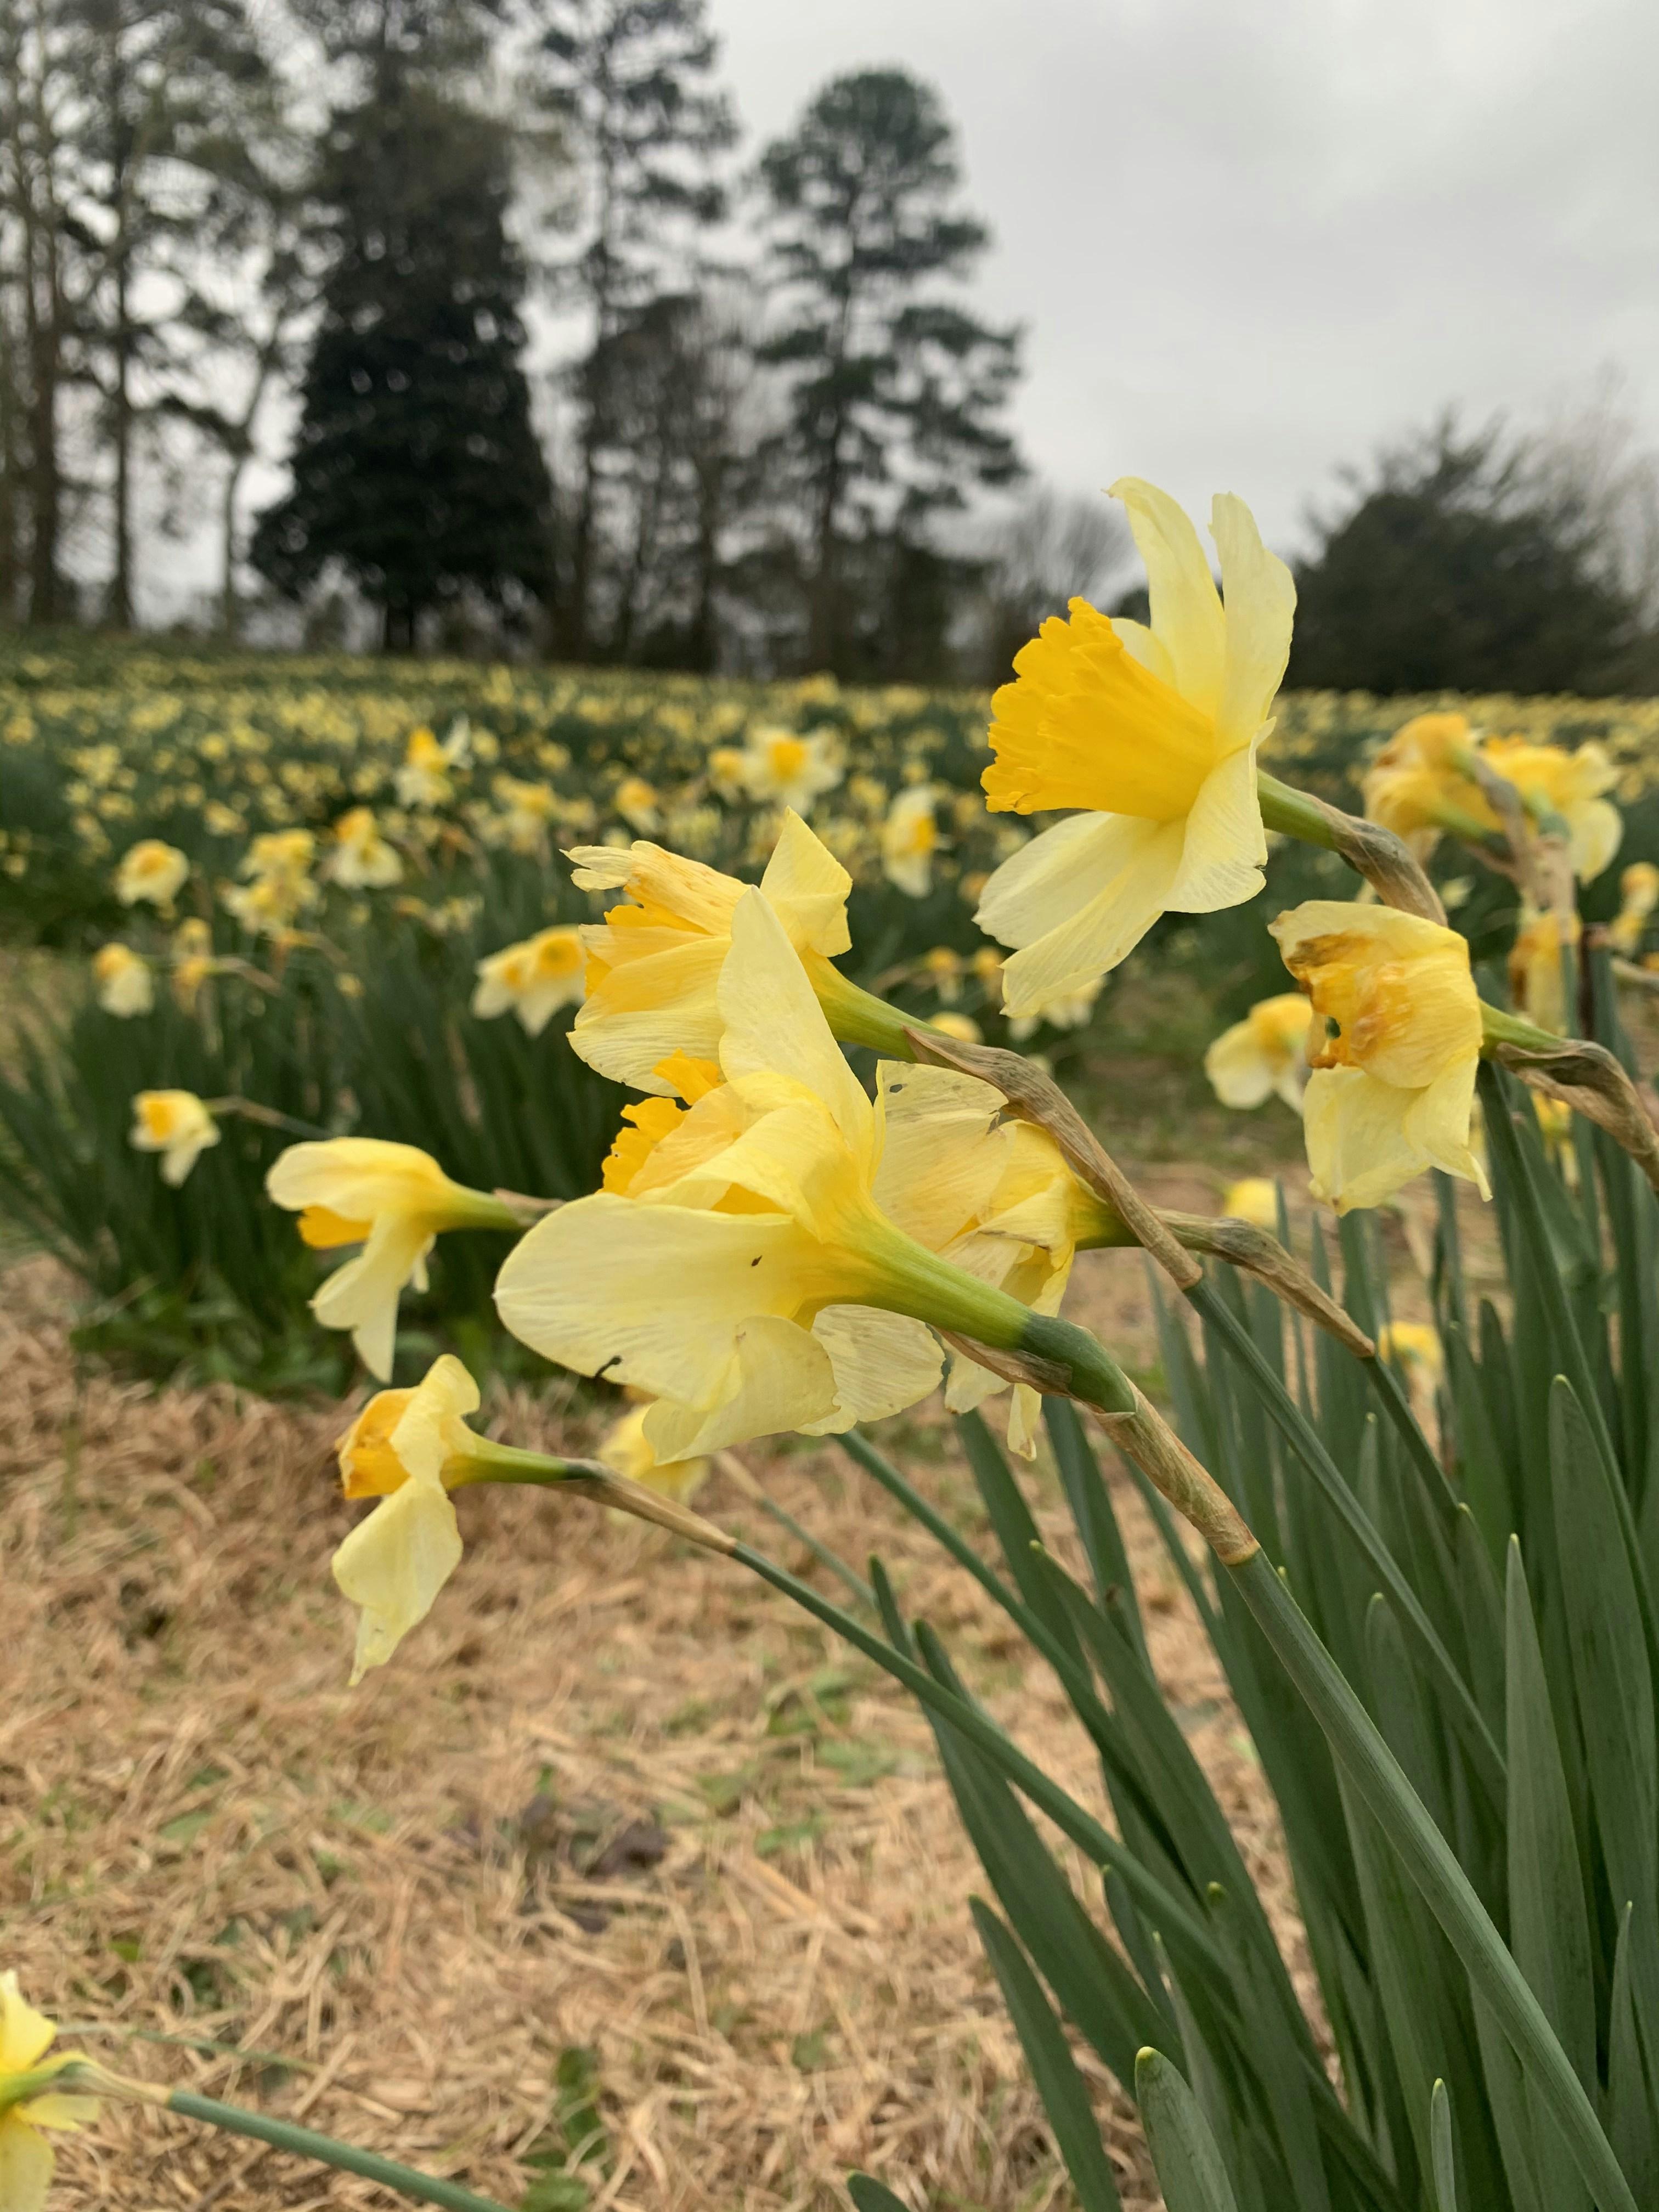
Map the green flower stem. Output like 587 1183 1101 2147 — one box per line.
449 1437 606 1486
1228 1548 1639 2212
447 1187 526 1237
805 951 961 1062
165 2089 514 2212
0 2059 81 2114
1480 1000 1562 1054
1256 770 1343 851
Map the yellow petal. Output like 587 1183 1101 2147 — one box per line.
1167 742 1267 912
758 810 853 956
642 1314 839 1458
873 1063 1007 1250
311 1214 435 1382
989 816 1184 1015
800 1306 942 1432
0 2113 53 2212
1108 476 1226 714
1209 492 1296 749
1570 797 1622 883
718 891 872 1160
495 1194 853 1418
332 1471 464 1681
0 1976 55 2074
568 936 729 1094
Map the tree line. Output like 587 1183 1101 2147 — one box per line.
3 0 1655 690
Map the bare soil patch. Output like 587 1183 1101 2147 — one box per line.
4 1220 1309 2212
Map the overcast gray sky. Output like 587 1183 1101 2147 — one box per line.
713 0 1659 557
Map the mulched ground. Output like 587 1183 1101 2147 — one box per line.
4 1187 1308 2212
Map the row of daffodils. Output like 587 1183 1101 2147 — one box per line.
156 479 1626 1683
18 477 1659 2211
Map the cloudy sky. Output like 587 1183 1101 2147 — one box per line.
714 0 1659 558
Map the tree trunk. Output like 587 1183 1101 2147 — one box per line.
109 245 133 626
25 206 63 624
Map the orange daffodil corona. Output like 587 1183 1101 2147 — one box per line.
977 479 1295 1017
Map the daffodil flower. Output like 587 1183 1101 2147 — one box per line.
880 787 940 896
114 838 188 909
267 1140 520 1380
977 479 1295 1015
92 941 153 1017
1203 991 1312 1111
327 806 402 888
331 1355 490 1680
738 725 843 812
498 892 1124 1459
1364 714 1622 882
130 1090 221 1186
1609 861 1659 955
1480 734 1622 882
1221 1177 1281 1229
1271 901 1488 1214
1507 905 1579 1036
596 1401 711 1505
0 1972 100 2212
566 810 855 1092
471 926 586 1036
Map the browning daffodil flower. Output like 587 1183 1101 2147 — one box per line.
331 1355 492 1680
0 1971 100 2212
498 893 1112 1459
871 1063 1128 1455
471 925 586 1036
1270 901 1488 1213
1204 991 1312 1111
267 1141 520 1379
566 810 855 1092
977 479 1295 1014
130 1090 220 1185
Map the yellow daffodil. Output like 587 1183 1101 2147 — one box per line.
267 1140 517 1380
1271 901 1488 1213
597 1401 711 1505
1481 735 1622 882
922 946 963 1002
1204 992 1312 1111
881 786 940 896
114 838 188 909
1376 1320 1443 1382
1609 860 1659 954
1222 1177 1280 1229
871 1063 1125 1455
170 916 219 1011
396 726 456 808
1508 904 1579 1036
490 776 560 854
613 774 662 833
706 746 747 802
498 891 1015 1459
471 926 587 1036
1361 714 1481 857
977 479 1294 1014
929 1011 983 1043
738 725 843 812
567 810 854 1093
130 1090 220 1185
0 1971 99 2212
328 806 402 888
92 941 153 1017
331 1355 490 1680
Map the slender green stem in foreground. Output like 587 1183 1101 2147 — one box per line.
163 2091 512 2212
1227 1551 1637 2212
806 950 962 1062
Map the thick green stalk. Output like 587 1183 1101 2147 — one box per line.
1228 1551 1638 2212
165 2091 512 2212
806 951 961 1062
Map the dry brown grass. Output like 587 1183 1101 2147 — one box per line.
3 1200 1305 2212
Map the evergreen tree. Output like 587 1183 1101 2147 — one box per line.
755 67 1022 679
252 30 551 651
530 0 736 658
1288 417 1641 696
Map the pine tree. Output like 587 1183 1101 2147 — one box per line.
252 33 551 650
529 0 736 658
755 67 1022 679
1288 419 1641 696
